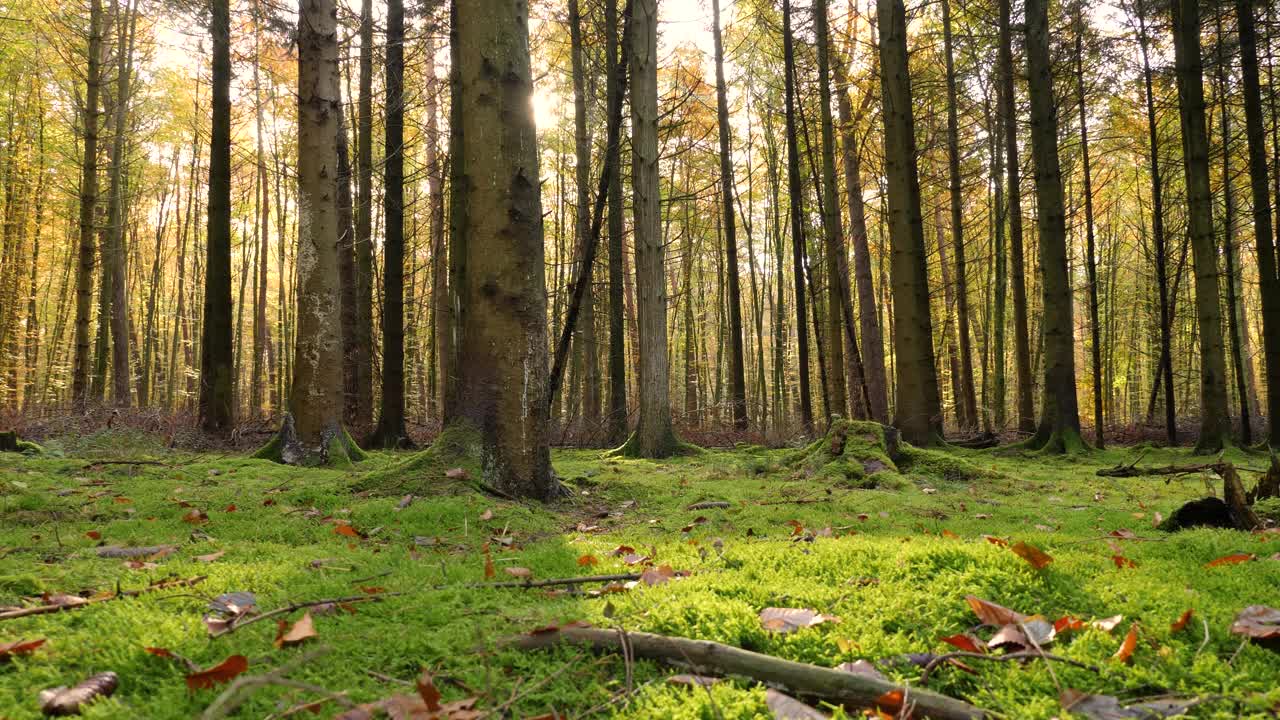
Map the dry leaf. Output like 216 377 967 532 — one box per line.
1092 615 1124 632
1206 552 1255 567
334 524 361 538
1230 605 1280 640
185 655 249 690
0 638 46 660
939 633 985 654
195 551 226 563
1010 541 1053 569
941 529 960 539
639 565 675 586
479 508 493 521
182 509 209 524
1112 555 1137 569
965 595 1026 626
483 545 495 579
577 554 598 567
274 611 318 648
760 607 838 634
445 467 469 480
123 560 159 570
224 504 237 513
504 566 533 579
983 535 1008 547
1113 624 1138 663
416 670 442 712
1054 616 1085 634
1171 609 1194 633
85 531 102 540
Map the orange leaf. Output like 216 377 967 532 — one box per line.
334 524 361 538
483 544 495 579
939 633 985 654
416 670 442 711
1010 541 1053 569
941 529 960 539
0 638 46 660
1171 609 1194 633
1206 552 1255 568
577 554 599 567
965 595 1027 626
224 504 237 513
983 535 1008 547
1113 624 1138 663
1054 616 1085 634
185 655 249 690
182 509 209 524
144 647 173 658
1112 555 1137 569
274 612 318 648
875 690 904 713
85 531 102 540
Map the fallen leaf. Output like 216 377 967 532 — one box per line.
85 531 102 540
939 633 985 654
764 688 828 719
445 467 469 480
1113 623 1138 663
274 611 318 648
479 508 493 521
983 535 1008 547
965 595 1026 626
1206 552 1255 567
875 690 905 714
416 670 442 712
621 553 651 566
1010 541 1053 569
1054 616 1085 634
1061 689 1195 720
224 504 237 513
123 560 159 570
483 546 495 579
359 586 385 595
182 509 209 524
504 566 533 579
1110 529 1137 540
1112 555 1137 569
0 638 46 660
941 529 960 539
988 623 1029 650
577 554 598 567
1171 609 1194 633
760 607 838 634
1092 615 1124 632
185 655 249 690
195 551 226 563
1230 605 1280 640
334 524 361 538
610 545 635 557
639 565 676 586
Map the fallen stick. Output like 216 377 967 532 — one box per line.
0 576 207 621
210 592 404 638
452 573 642 590
506 626 987 719
686 501 731 510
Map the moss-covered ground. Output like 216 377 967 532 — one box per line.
0 431 1278 718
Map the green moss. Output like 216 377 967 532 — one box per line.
351 421 486 496
1254 497 1280 524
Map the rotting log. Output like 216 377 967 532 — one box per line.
506 626 987 719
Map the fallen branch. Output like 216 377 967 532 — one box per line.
687 501 731 510
505 626 986 720
453 573 642 590
0 576 207 621
210 592 403 638
918 651 1100 685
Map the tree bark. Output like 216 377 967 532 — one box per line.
199 0 234 432
877 0 942 445
605 0 628 444
104 0 138 407
1075 9 1104 447
352 0 375 428
1171 0 1232 452
72 0 103 407
782 0 815 436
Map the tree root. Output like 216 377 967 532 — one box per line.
504 626 987 719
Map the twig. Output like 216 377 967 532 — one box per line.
364 670 412 686
489 653 591 716
919 651 1100 685
82 459 171 468
349 569 392 586
210 592 403 638
0 576 207 621
1196 617 1211 657
450 573 641 590
200 648 347 720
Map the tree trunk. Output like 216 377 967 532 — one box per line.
1237 0 1280 447
199 0 234 432
370 0 409 448
567 0 601 429
104 0 138 407
450 0 555 496
605 0 628 444
352 0 375 428
72 0 103 408
877 0 943 445
426 29 448 425
1075 9 1104 447
782 0 815 436
1023 0 1083 452
1171 0 1232 453
942 0 978 432
998 0 1034 434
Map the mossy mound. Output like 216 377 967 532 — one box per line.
351 422 488 496
252 413 367 469
786 418 988 487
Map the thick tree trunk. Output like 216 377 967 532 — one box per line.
199 0 234 432
877 0 943 445
451 0 555 496
1024 0 1083 452
712 0 749 430
104 0 138 408
336 100 361 426
1171 0 1232 453
997 0 1034 434
370 0 409 448
619 0 679 457
72 0 104 408
1237 0 1280 447
782 0 815 436
942 0 978 432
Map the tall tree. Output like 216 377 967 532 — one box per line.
451 0 555 496
1075 6 1104 447
942 0 978 432
782 0 815 435
997 0 1034 433
712 0 748 430
1236 0 1280 447
878 0 943 444
104 0 137 407
353 0 374 427
1024 0 1083 451
199 0 234 432
370 0 409 448
568 0 601 427
72 0 104 407
605 0 628 444
1171 0 1232 452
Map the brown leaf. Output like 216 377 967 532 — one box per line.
1109 529 1137 540
621 553 651 566
195 551 226 563
334 524 361 538
1206 552 1255 568
85 530 102 540
1230 605 1280 640
224 504 237 513
1113 623 1138 663
639 565 675 586
988 623 1029 651
274 611 318 648
1171 609 1194 633
939 633 985 654
1054 616 1085 634
182 509 209 524
445 467 469 480
359 586 385 595
577 554 598 567
983 534 1008 547
123 560 159 570
875 690 905 714
1112 555 1137 569
1010 541 1053 569
483 545 495 579
479 508 493 521
965 595 1026 626
185 655 249 690
941 529 960 539
610 545 635 557
416 670 442 711
0 638 46 660
504 566 533 579
759 607 839 634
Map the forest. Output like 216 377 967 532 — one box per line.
1 0 1280 717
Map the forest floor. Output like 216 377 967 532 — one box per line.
0 429 1278 719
